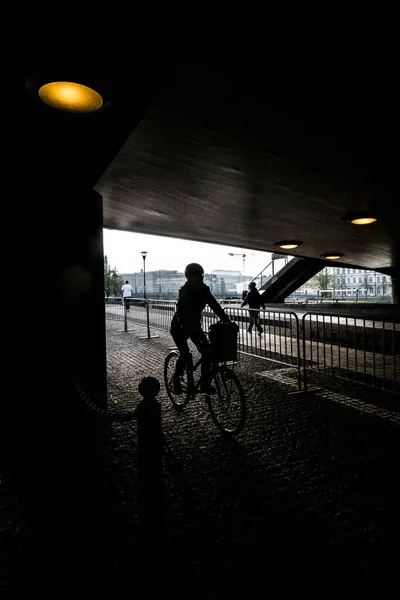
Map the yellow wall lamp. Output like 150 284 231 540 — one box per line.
25 75 113 114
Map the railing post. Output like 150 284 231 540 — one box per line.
146 299 151 338
124 302 128 332
294 314 302 390
302 313 309 394
139 299 159 340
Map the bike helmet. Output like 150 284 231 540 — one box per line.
185 263 204 277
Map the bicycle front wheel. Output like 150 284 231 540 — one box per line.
164 350 192 408
208 366 246 435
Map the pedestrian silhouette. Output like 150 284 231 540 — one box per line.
121 280 133 311
241 281 266 334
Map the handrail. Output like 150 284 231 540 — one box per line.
251 260 274 284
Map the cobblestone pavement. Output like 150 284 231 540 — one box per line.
1 320 400 597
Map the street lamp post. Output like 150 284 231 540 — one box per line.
141 251 147 300
139 251 159 340
141 251 150 337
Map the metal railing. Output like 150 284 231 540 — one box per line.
250 259 274 288
222 306 301 390
105 298 175 335
105 298 399 395
301 312 399 394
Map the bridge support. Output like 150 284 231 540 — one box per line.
391 277 400 304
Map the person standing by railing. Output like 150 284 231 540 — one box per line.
121 280 133 311
241 281 266 335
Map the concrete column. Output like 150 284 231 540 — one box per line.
391 277 400 304
52 189 108 408
2 188 108 474
26 188 108 410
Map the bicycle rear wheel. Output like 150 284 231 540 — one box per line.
164 350 192 408
208 365 246 435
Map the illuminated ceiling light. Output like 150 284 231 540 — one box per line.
38 81 103 113
350 216 377 225
25 75 112 113
274 241 303 250
321 253 344 260
344 212 378 225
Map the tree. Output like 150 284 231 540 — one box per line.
104 256 124 296
308 268 333 294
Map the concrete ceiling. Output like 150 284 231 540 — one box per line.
21 32 399 276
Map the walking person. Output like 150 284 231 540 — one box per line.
241 281 265 334
170 263 231 395
121 280 133 311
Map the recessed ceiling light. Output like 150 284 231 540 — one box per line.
344 212 378 225
274 241 303 250
351 216 377 225
26 75 112 113
38 81 103 113
321 253 344 260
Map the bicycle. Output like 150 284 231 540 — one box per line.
163 324 246 435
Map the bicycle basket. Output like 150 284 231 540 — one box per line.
209 321 239 363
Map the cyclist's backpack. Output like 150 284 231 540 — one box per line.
209 321 239 363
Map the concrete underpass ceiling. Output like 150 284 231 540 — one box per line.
21 34 399 275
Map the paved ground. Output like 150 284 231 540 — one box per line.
1 320 400 597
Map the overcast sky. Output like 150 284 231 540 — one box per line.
103 229 286 277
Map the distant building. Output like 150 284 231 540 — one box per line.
235 279 254 294
121 270 185 298
120 268 247 298
328 267 392 299
212 270 242 295
122 265 392 300
287 267 392 301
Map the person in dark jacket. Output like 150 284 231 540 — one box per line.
241 281 266 334
171 263 231 394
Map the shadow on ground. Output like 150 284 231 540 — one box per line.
1 321 399 596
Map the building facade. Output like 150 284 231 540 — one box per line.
122 266 392 300
212 270 242 295
329 267 392 299
121 270 186 298
290 267 392 301
120 268 247 299
303 267 392 300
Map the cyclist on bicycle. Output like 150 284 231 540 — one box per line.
171 262 231 395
